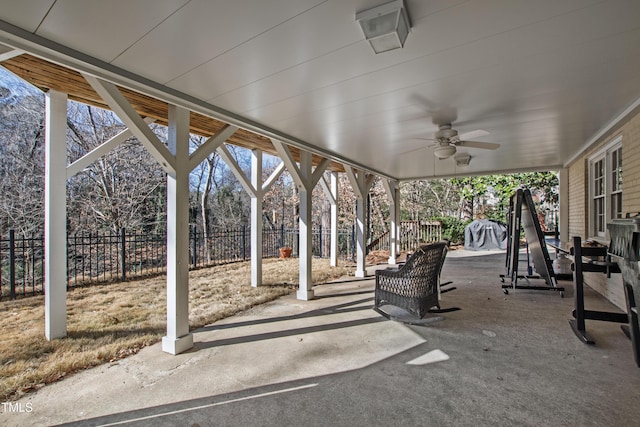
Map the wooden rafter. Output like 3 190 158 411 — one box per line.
1 53 344 172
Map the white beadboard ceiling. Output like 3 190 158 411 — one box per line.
1 0 640 180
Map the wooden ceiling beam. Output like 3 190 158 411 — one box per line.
1 53 344 173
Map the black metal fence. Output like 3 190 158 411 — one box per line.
0 230 44 299
1 226 355 300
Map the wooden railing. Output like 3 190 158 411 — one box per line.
367 220 442 252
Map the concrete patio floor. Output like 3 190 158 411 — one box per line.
2 250 640 426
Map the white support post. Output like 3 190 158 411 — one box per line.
214 144 283 288
298 151 314 300
559 168 569 243
319 173 339 267
383 179 401 265
355 193 366 277
162 105 193 355
345 167 374 278
330 172 339 267
271 139 328 300
392 185 400 262
251 149 263 288
44 90 68 340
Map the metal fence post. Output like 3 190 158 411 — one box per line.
120 228 126 281
29 235 35 295
9 229 16 299
191 226 197 267
351 224 355 262
318 225 323 258
242 225 246 261
280 224 284 249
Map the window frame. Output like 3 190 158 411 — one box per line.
588 135 622 239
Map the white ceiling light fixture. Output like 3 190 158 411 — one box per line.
433 144 457 159
356 0 411 54
403 124 499 160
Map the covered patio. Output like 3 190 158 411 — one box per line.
1 0 640 360
3 250 639 426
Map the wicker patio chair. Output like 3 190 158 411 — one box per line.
374 241 448 319
438 239 456 297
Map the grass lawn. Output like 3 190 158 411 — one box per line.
0 258 354 401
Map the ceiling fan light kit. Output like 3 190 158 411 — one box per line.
433 144 457 159
417 123 500 160
356 0 411 54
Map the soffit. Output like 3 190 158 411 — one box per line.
1 0 639 180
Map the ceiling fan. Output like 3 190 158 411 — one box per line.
416 124 500 159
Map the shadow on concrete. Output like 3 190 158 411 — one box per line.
313 289 374 298
194 316 387 350
197 296 375 333
53 347 418 427
15 249 640 427
193 295 382 349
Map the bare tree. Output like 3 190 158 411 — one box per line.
66 104 165 234
0 77 45 235
189 135 224 261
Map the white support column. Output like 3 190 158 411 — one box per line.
319 173 338 267
355 193 366 277
162 105 193 355
330 172 339 267
271 139 328 300
215 145 283 287
251 149 263 287
298 151 314 300
383 179 401 265
44 90 68 340
345 167 374 278
559 168 569 243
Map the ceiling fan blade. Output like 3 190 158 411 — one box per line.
458 129 490 140
458 140 500 150
413 137 436 141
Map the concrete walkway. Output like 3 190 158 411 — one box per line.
2 250 640 426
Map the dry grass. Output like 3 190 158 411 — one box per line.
0 258 353 401
366 249 410 264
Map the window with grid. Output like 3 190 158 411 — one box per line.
589 137 622 238
610 146 623 220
